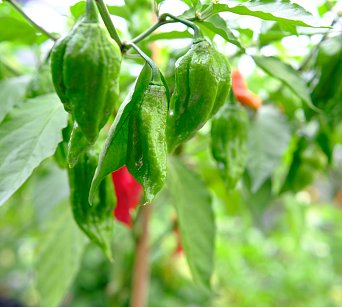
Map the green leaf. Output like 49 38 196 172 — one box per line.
35 200 87 307
70 1 86 20
204 1 322 28
178 7 196 19
259 23 296 46
182 0 200 9
32 161 70 225
0 94 68 206
0 16 42 44
0 76 30 122
197 15 243 49
168 157 215 292
247 106 291 192
107 5 131 19
89 64 152 203
253 55 317 110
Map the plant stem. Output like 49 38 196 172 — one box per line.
126 42 160 83
161 13 202 40
95 0 121 46
130 205 152 307
4 0 58 41
130 13 200 46
85 0 99 22
200 4 215 20
131 19 174 45
298 18 338 72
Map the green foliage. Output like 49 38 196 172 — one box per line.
0 94 68 206
168 157 215 293
253 55 317 110
35 201 88 307
196 15 243 49
201 1 322 27
0 76 30 121
246 105 291 192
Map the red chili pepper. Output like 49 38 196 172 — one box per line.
232 69 262 110
111 166 143 227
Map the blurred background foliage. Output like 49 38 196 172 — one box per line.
0 0 341 306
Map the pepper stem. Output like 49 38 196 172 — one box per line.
85 0 99 22
160 13 202 41
95 0 121 47
126 42 161 83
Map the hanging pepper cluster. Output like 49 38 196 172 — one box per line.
48 0 244 258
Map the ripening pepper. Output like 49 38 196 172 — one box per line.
111 166 143 227
50 0 121 144
167 39 231 151
232 69 262 110
211 102 249 189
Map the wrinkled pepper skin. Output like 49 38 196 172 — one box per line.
50 0 121 144
211 103 249 189
68 149 115 259
126 83 168 202
167 39 231 151
67 122 92 168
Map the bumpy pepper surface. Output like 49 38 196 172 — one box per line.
167 39 231 151
211 102 249 189
126 82 168 202
67 122 92 168
68 149 115 259
50 0 121 144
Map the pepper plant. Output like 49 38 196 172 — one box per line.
0 0 341 306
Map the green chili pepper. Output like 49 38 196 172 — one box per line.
167 39 231 152
211 102 249 189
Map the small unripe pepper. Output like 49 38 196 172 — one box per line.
210 102 249 189
50 0 121 144
68 148 115 259
167 39 231 151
